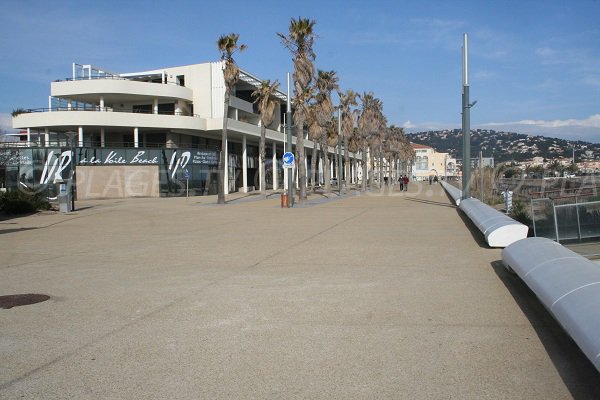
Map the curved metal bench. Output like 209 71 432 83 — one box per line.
502 237 600 372
459 198 528 247
440 180 461 206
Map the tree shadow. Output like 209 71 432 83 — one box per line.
490 260 600 399
0 227 38 235
404 197 457 208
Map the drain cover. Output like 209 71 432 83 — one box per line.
0 294 50 309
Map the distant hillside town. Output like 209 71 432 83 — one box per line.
407 129 600 174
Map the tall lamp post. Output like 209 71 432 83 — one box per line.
461 33 477 200
338 106 342 195
65 131 76 211
286 72 294 207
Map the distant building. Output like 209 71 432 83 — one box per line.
411 143 456 181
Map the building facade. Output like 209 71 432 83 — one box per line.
411 143 456 181
5 62 360 199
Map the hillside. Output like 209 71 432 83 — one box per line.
406 129 600 162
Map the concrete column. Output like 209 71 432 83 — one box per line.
331 160 334 180
224 138 229 195
67 100 72 111
44 128 49 147
26 128 31 144
78 126 83 147
99 96 104 111
305 157 309 188
272 142 278 190
134 127 139 148
153 98 158 115
48 96 52 112
100 128 105 148
318 157 323 185
242 134 248 193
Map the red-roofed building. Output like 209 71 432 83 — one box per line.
411 143 457 180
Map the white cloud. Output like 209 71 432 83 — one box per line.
582 76 600 87
483 114 600 129
402 120 415 129
535 47 556 57
480 114 600 142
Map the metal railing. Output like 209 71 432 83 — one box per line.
54 75 185 87
13 107 200 117
531 194 600 243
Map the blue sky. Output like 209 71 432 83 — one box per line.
1 0 599 142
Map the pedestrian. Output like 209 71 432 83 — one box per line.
434 175 438 183
398 176 403 191
402 175 409 192
428 175 433 185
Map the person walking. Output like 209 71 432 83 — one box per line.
428 175 433 185
402 175 409 192
398 176 403 191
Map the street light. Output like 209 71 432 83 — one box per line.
64 131 76 211
338 105 342 195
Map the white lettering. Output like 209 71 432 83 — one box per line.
105 151 127 164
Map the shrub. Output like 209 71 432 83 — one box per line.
510 199 532 226
0 190 51 214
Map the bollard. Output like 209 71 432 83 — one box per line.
281 192 289 208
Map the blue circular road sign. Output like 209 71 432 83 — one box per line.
283 152 295 168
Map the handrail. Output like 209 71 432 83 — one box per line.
13 107 202 117
54 75 184 87
0 141 220 150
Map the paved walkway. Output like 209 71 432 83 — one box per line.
1 183 599 399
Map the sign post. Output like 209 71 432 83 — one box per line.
184 169 190 198
282 151 295 208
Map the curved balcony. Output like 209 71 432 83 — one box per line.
12 109 207 131
51 78 193 103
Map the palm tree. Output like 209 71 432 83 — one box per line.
357 92 384 191
278 17 317 203
216 33 247 204
339 90 358 192
306 97 321 190
313 70 339 193
252 79 280 197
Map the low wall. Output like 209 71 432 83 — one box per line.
76 165 160 199
502 237 600 372
459 198 528 247
440 181 461 205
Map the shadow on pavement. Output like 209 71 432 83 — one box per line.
403 197 457 208
0 227 38 235
490 260 600 399
455 209 490 249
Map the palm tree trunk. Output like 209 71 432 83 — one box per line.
323 140 330 193
260 124 266 198
296 119 307 202
344 137 350 193
362 147 368 192
218 92 229 204
311 140 317 191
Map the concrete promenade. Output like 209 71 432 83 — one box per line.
1 182 599 399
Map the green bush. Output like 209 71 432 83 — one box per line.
510 199 532 227
0 190 51 214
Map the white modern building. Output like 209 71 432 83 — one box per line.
7 62 360 199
